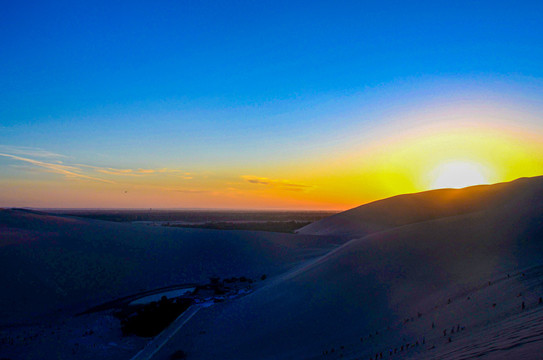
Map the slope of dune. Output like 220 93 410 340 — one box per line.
2 176 543 360
297 176 543 239
0 209 341 326
150 176 543 360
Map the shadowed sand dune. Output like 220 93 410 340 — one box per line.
151 176 543 359
0 209 341 326
1 176 543 359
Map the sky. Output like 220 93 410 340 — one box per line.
1 0 543 210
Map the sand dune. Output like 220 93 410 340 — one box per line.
150 176 543 359
297 176 543 238
1 176 543 359
0 209 340 326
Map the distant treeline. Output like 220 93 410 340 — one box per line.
165 221 313 233
48 209 337 224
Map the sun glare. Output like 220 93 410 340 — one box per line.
430 161 490 189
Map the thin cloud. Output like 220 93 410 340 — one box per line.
76 165 160 176
99 168 157 175
245 177 271 185
242 175 313 192
157 168 192 176
0 145 67 159
173 189 209 194
0 153 114 184
77 164 191 177
0 146 194 186
97 168 141 176
154 185 210 193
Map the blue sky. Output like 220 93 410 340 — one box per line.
2 0 542 121
1 1 543 208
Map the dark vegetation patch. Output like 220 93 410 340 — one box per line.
111 276 261 338
78 284 198 316
165 221 311 233
47 209 337 224
116 297 193 337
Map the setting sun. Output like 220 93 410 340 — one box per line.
430 161 490 189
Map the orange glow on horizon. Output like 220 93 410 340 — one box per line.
1 110 542 210
279 118 543 209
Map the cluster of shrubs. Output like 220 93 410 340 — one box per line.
166 220 311 233
194 277 228 295
119 297 193 337
223 276 253 284
195 275 265 296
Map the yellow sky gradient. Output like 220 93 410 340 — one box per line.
1 104 543 210
303 125 541 208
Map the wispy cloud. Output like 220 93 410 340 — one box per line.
173 189 209 194
0 153 114 184
242 175 313 192
76 165 192 178
0 146 195 188
97 168 154 176
150 184 210 193
157 169 193 179
0 145 67 159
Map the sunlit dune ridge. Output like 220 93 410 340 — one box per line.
298 175 543 238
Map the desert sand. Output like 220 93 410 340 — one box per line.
1 176 543 359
